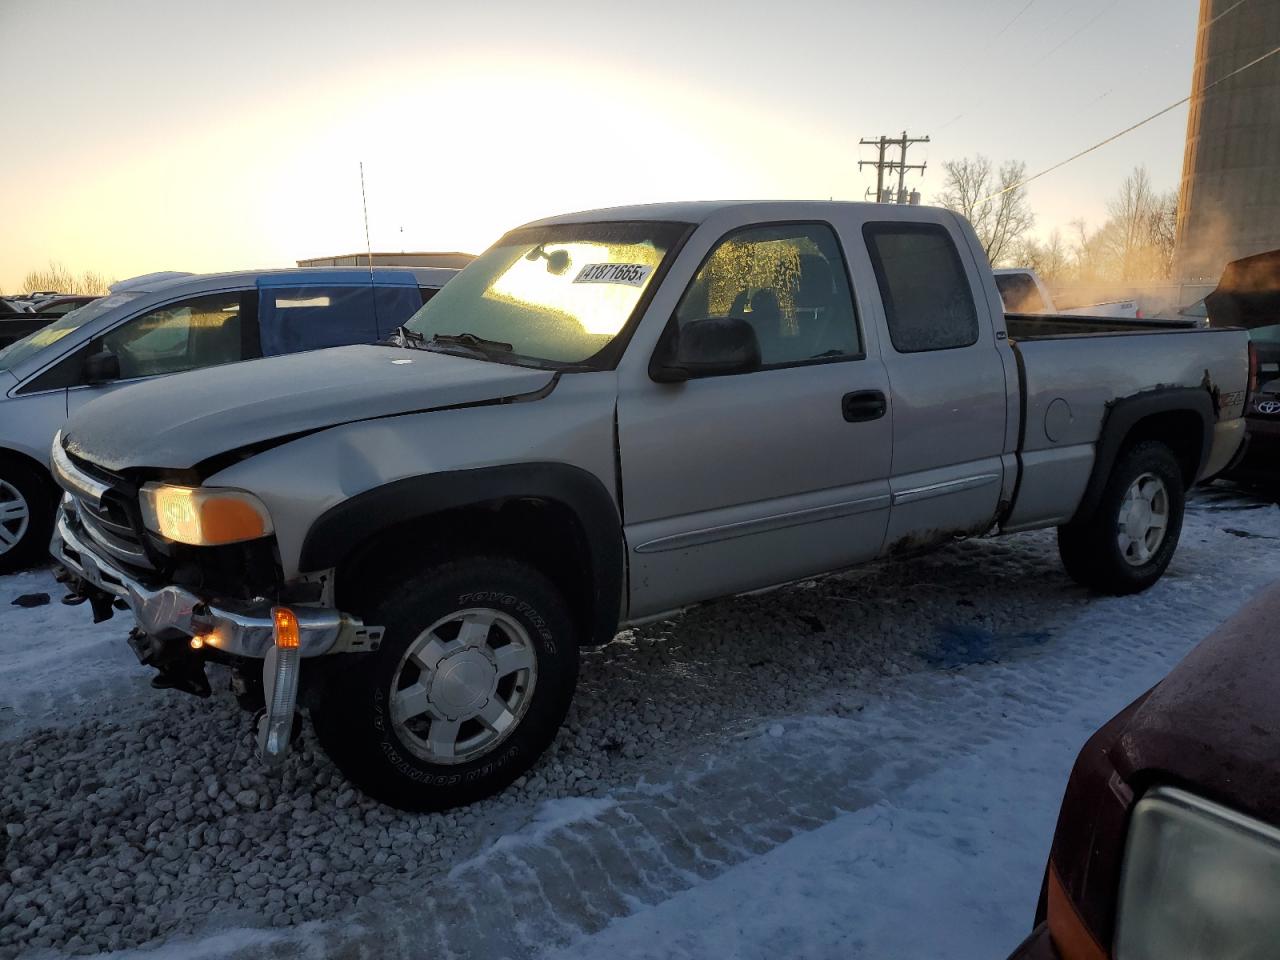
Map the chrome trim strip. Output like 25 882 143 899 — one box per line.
633 493 891 555
50 433 110 507
892 473 1000 506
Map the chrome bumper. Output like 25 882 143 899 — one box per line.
51 509 377 659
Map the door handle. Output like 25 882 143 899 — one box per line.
842 389 887 422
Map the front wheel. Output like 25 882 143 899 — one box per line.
1057 440 1186 595
312 557 579 811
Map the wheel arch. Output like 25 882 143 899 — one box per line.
0 446 60 507
299 463 625 647
1070 387 1213 525
0 445 54 481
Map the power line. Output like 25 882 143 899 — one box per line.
978 40 1280 204
929 0 1117 136
994 0 1035 38
1043 0 1123 61
1208 0 1250 28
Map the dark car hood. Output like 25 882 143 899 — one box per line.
63 345 556 473
1112 583 1280 824
1206 248 1280 330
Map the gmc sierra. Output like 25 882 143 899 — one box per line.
49 201 1251 810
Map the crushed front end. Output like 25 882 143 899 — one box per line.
47 432 381 763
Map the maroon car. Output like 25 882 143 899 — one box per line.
1007 582 1280 959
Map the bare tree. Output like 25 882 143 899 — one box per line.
1067 168 1179 284
1150 188 1178 281
21 262 113 296
936 155 1035 266
1012 229 1072 283
1069 218 1110 283
1103 166 1169 281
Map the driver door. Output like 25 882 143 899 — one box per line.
618 221 893 619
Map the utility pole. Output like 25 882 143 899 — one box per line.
859 136 889 205
859 130 930 202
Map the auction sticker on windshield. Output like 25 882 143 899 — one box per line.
573 263 653 286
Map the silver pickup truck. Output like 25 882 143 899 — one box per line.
49 201 1250 811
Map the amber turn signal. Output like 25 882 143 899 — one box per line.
272 607 300 650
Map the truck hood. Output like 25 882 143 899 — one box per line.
1112 583 1280 825
63 345 556 473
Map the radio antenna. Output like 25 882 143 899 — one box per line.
359 161 382 331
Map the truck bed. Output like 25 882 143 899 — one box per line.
1000 322 1250 533
1005 312 1197 340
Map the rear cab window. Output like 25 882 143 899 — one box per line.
863 222 980 353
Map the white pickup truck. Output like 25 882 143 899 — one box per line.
994 267 1141 319
49 201 1250 811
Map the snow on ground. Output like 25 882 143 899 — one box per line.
2 484 1280 958
0 568 153 741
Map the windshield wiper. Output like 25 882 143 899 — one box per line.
383 325 427 349
427 332 514 353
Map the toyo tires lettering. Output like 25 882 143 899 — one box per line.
457 593 556 648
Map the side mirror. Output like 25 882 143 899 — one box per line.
83 349 121 384
651 317 762 383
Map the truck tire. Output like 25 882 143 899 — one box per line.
0 458 54 575
312 557 578 811
1057 441 1185 596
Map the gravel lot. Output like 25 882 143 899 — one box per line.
2 485 1278 958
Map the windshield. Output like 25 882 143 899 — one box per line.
0 292 139 371
1179 298 1208 318
403 221 687 366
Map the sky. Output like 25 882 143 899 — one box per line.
0 0 1200 292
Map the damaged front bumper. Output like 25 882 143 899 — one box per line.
51 508 382 762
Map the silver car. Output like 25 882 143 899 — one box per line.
0 266 454 571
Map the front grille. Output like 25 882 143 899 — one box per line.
57 449 158 575
75 493 153 570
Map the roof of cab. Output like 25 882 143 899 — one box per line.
523 199 901 228
112 266 457 296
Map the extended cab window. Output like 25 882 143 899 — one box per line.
101 291 246 379
864 223 979 353
674 223 861 367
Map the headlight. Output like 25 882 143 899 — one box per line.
140 483 273 546
1115 786 1280 959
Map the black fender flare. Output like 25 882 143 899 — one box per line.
1070 386 1215 524
298 462 624 646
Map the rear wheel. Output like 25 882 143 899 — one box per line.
1058 441 1185 595
0 459 54 575
312 557 578 811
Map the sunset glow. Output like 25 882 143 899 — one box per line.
0 0 1198 292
